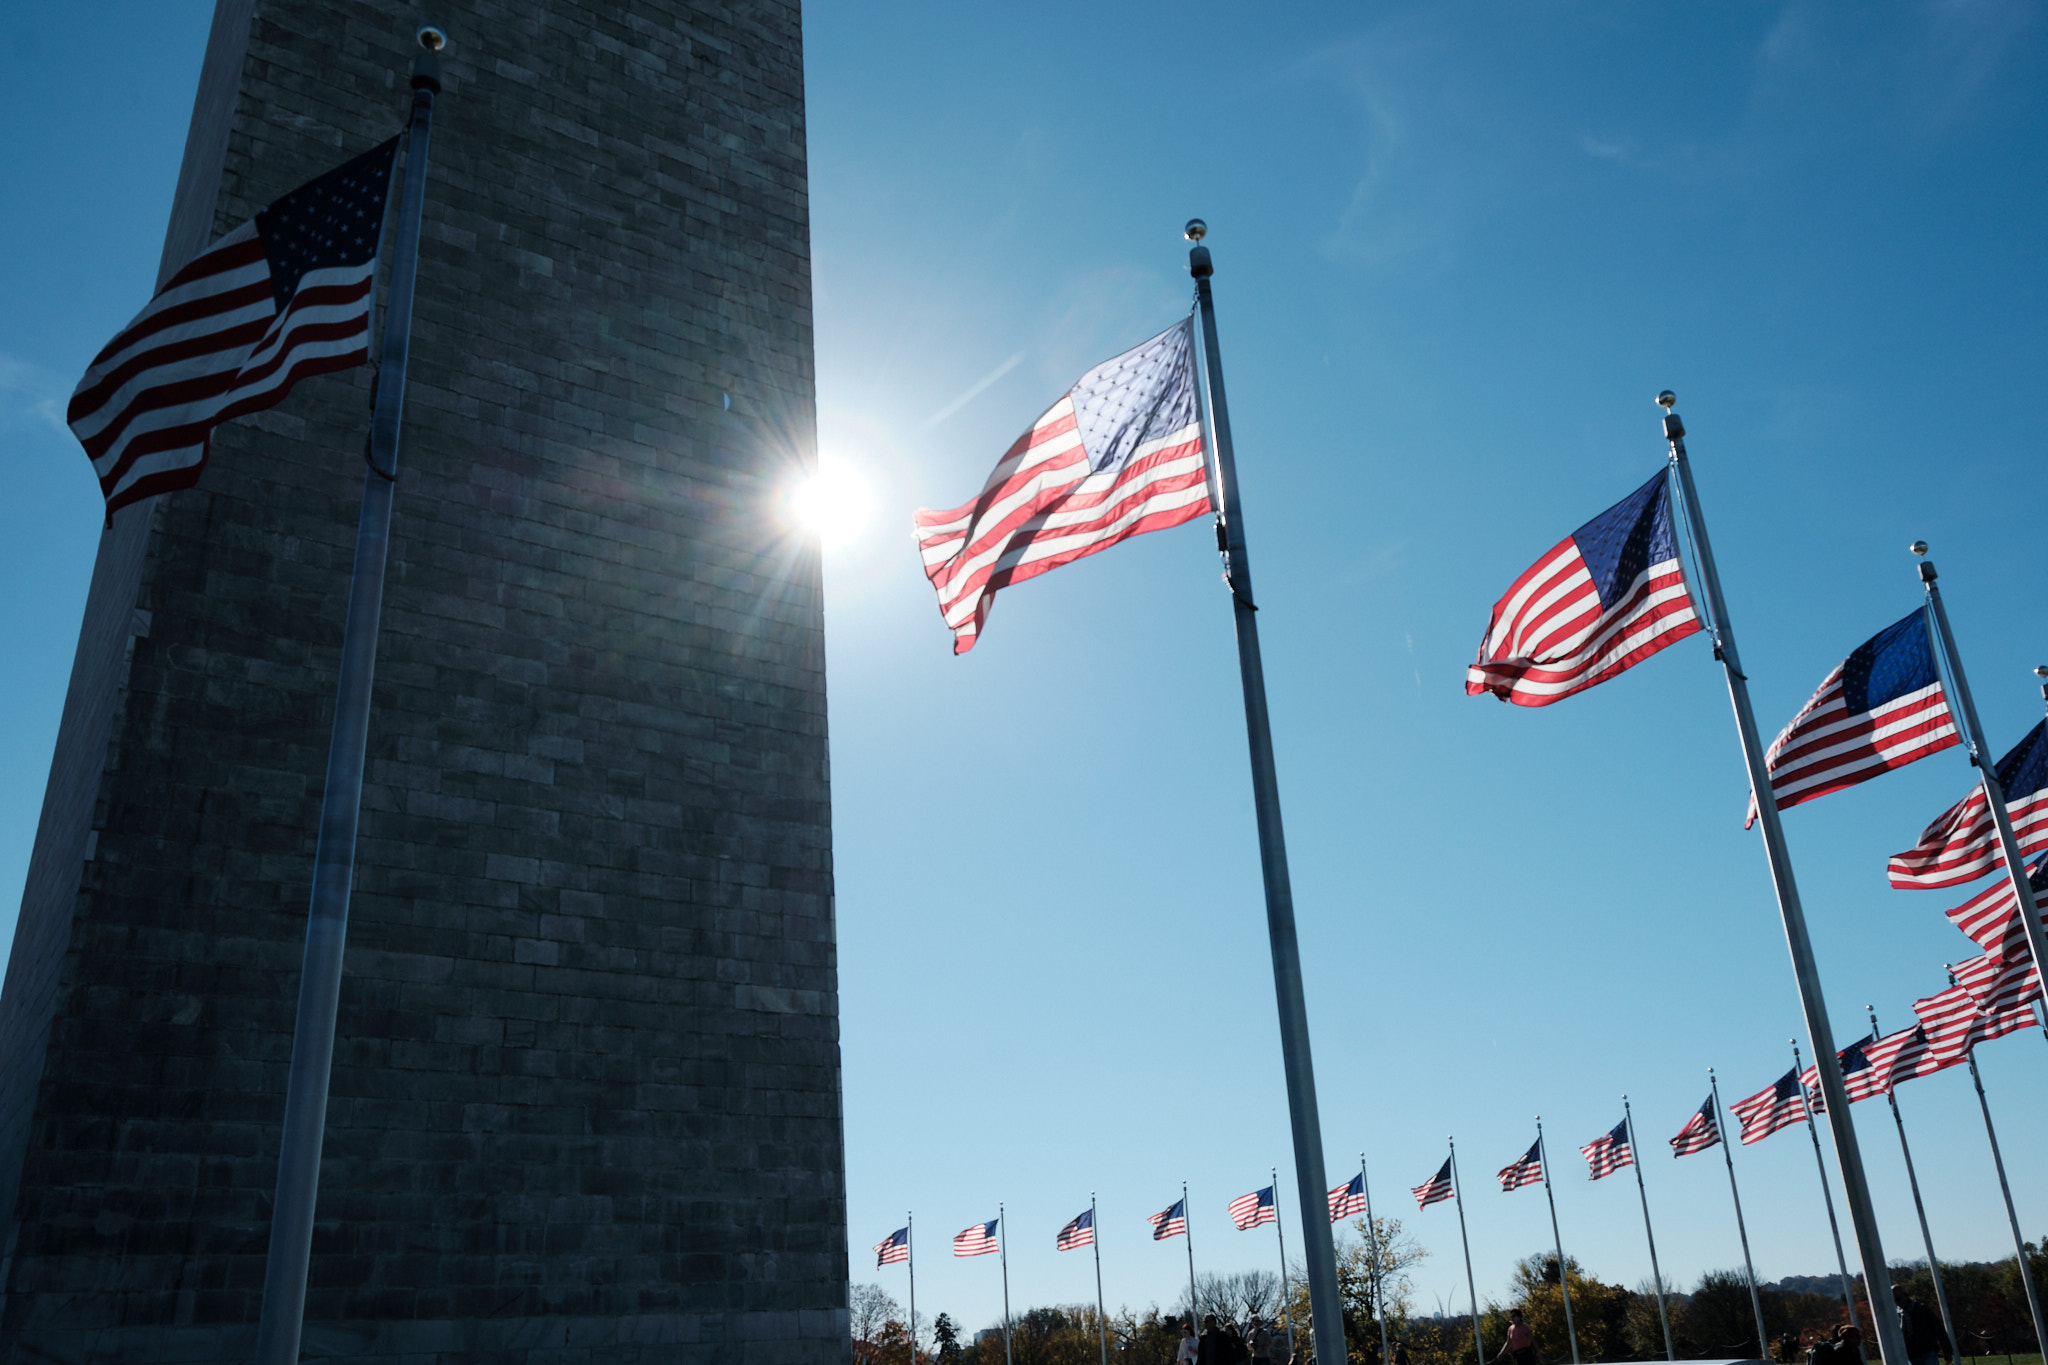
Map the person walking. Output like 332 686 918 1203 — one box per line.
1496 1307 1542 1365
1808 1324 1863 1365
1393 1338 1411 1365
1248 1313 1278 1365
1177 1319 1200 1364
1198 1313 1233 1365
1896 1290 1951 1365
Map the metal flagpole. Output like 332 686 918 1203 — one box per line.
1791 1039 1862 1350
1536 1120 1580 1365
1915 546 2048 1042
1707 1069 1768 1359
1867 1009 1960 1363
1361 1155 1389 1365
1959 976 2048 1356
1276 1166 1298 1359
1000 1204 1014 1365
1623 1099 1675 1362
1451 1139 1484 1365
1660 392 1908 1365
254 29 445 1365
1184 219 1346 1365
1092 1192 1108 1365
908 1212 918 1365
1184 1181 1199 1346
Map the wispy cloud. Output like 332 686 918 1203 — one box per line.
924 351 1024 429
0 354 71 436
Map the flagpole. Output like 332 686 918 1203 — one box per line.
1707 1069 1768 1358
1185 219 1346 1365
1867 1010 1959 1364
1275 1166 1297 1359
1184 1180 1199 1344
1450 1139 1484 1365
1536 1120 1580 1365
1092 1192 1108 1365
908 1211 918 1365
253 30 443 1365
1915 547 2048 1042
1361 1154 1389 1365
1622 1099 1674 1362
1660 392 1907 1365
1791 1039 1861 1348
1001 1204 1015 1365
1958 978 2048 1357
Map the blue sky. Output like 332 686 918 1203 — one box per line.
5 0 2046 1346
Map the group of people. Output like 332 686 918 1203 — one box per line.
1794 1290 1954 1365
1163 1285 1951 1365
1173 1312 1315 1365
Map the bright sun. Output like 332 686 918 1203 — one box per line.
790 459 872 548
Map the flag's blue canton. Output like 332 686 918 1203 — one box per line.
1257 1187 1274 1209
1772 1068 1801 1100
1839 611 1940 716
1571 469 1682 611
255 140 397 311
1604 1120 1627 1145
1998 720 2048 795
1067 319 1200 475
1839 1036 1873 1078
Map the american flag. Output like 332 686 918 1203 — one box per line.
1952 948 2042 1017
1465 469 1700 707
874 1226 910 1267
1913 982 2038 1072
1579 1121 1633 1180
1730 1068 1809 1144
1411 1159 1454 1210
1328 1172 1367 1222
1889 720 2048 889
1228 1186 1276 1231
1797 1032 1889 1105
1884 1024 1950 1087
913 320 1210 654
1497 1140 1544 1191
1149 1198 1188 1241
69 139 399 517
1055 1208 1094 1251
953 1218 1000 1258
1944 857 2048 955
1669 1098 1719 1157
1747 610 1958 828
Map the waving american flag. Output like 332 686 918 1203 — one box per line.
1228 1186 1276 1230
1730 1069 1808 1144
953 1219 1000 1258
69 139 398 516
1055 1208 1095 1251
1669 1098 1719 1157
913 320 1210 654
1497 1140 1544 1191
1466 468 1699 707
1148 1198 1188 1241
1580 1121 1633 1180
1748 610 1958 827
873 1226 910 1267
1889 720 2048 889
1411 1159 1454 1210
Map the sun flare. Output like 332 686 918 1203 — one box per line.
790 459 873 548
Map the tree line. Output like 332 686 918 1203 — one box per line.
852 1219 2048 1365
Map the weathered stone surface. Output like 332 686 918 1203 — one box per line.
0 2 844 1360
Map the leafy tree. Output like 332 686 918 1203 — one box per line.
1506 1253 1634 1364
1281 1214 1430 1359
1624 1278 1676 1361
934 1312 963 1364
852 1284 905 1365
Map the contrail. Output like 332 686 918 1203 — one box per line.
923 351 1024 429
